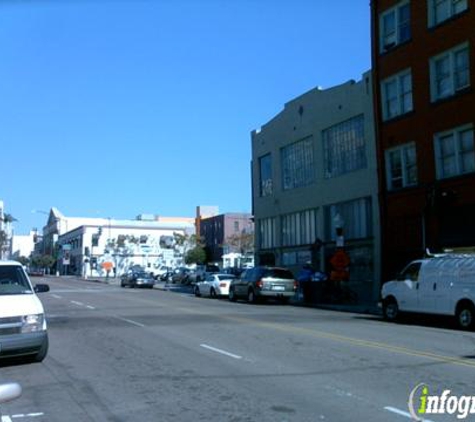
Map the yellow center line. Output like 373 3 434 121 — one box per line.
82 288 475 370
174 305 475 370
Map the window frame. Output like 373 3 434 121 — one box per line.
258 153 273 197
280 136 316 191
379 0 411 53
434 124 475 180
385 142 418 190
430 42 470 102
322 114 367 178
428 0 468 27
381 68 413 121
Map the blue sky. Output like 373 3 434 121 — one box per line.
0 0 370 235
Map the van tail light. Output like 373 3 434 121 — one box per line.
293 280 298 290
256 279 264 289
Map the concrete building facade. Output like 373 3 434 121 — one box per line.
251 72 381 304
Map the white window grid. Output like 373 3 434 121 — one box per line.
379 0 411 53
381 69 413 120
281 137 315 191
281 209 317 247
430 42 470 102
428 0 468 27
322 115 367 178
435 124 475 179
258 217 276 249
385 143 418 190
324 198 373 241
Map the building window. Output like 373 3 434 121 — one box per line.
323 115 367 178
381 69 413 120
430 43 470 102
379 0 411 53
385 143 418 190
428 0 468 27
234 221 240 233
258 217 276 249
281 209 318 247
259 154 273 197
435 124 474 179
324 198 373 241
281 136 315 190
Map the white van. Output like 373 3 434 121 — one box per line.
0 261 50 362
381 255 475 329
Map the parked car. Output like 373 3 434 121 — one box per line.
381 255 475 329
194 274 236 298
229 266 297 303
171 267 192 284
188 264 220 284
153 265 172 280
120 269 155 288
0 260 49 362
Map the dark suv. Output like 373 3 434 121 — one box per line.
228 266 297 303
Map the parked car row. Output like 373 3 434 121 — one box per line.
194 266 298 305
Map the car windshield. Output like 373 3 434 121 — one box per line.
135 271 151 278
0 266 33 295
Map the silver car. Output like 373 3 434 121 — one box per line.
228 266 297 304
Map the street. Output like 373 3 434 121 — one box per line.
1 277 475 422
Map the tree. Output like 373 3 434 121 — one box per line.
225 232 255 254
185 246 206 265
31 254 55 271
17 256 30 266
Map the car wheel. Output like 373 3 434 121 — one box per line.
194 286 201 297
456 302 475 330
210 288 217 298
247 288 256 304
383 298 399 322
32 335 49 363
229 287 237 302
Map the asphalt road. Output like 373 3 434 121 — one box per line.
1 276 475 422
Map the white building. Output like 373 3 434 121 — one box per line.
11 231 37 259
40 208 195 277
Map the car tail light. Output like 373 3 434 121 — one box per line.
293 280 298 290
256 279 263 289
219 283 227 288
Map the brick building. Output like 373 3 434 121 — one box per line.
371 0 475 278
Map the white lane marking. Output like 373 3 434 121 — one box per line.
200 344 242 360
86 305 96 310
51 289 105 293
114 316 145 328
70 301 84 307
2 416 13 422
384 406 435 422
51 294 62 299
11 413 44 418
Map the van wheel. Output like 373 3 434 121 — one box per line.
456 303 475 330
383 298 399 322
